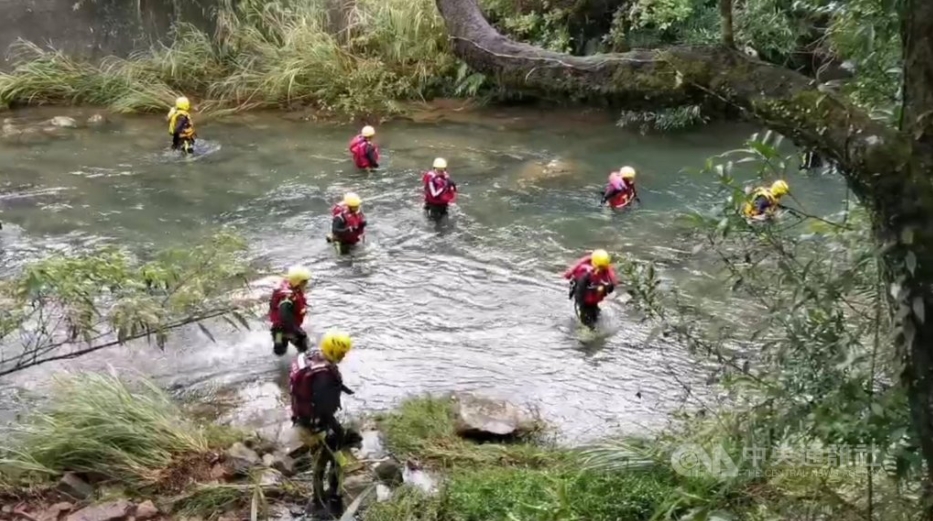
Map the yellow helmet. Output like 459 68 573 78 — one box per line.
343 192 362 208
591 249 611 269
771 180 789 197
175 96 190 111
320 329 353 363
361 125 375 138
286 265 312 287
433 157 448 170
620 166 636 179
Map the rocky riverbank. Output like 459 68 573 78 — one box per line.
0 374 569 521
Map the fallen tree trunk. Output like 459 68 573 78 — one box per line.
434 0 933 509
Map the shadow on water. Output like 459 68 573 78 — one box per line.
0 106 849 441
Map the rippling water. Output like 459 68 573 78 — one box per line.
0 106 848 440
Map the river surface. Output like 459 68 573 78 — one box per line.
0 106 848 441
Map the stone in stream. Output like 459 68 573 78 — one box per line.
257 467 284 486
48 116 78 129
86 114 107 126
64 499 133 521
452 392 538 440
56 472 94 500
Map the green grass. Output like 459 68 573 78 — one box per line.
376 395 559 469
366 396 682 521
173 485 246 519
0 372 236 489
0 0 475 118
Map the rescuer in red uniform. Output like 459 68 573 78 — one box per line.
269 265 312 356
348 125 380 171
563 249 618 328
422 157 457 221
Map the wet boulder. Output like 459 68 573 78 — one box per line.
87 114 107 126
452 392 538 441
372 457 403 485
64 499 133 521
48 116 78 129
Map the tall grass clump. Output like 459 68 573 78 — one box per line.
0 372 218 487
0 0 466 117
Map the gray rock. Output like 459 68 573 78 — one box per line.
226 441 261 475
265 451 296 476
372 457 402 485
48 116 78 128
134 500 159 520
86 114 106 126
402 460 438 495
452 393 536 440
65 499 133 521
57 472 94 500
38 502 73 521
376 484 392 502
356 430 387 460
257 468 284 487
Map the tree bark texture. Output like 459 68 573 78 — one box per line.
433 0 933 507
719 0 735 49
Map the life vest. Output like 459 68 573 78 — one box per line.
269 280 307 328
331 203 366 243
349 135 379 169
289 351 342 423
564 255 618 305
167 109 195 139
605 173 634 209
422 170 457 205
742 188 777 218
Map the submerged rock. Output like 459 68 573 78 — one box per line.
452 392 537 440
48 116 78 129
65 499 132 521
87 114 107 126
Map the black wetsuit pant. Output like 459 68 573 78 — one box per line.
271 328 309 356
569 280 600 328
172 134 194 154
424 202 449 221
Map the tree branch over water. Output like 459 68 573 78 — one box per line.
433 0 933 509
0 232 263 378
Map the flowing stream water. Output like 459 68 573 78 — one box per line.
0 106 848 441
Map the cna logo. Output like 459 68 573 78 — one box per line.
669 444 739 478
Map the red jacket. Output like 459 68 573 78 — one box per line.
422 170 457 205
349 135 379 169
289 351 342 422
605 174 635 209
332 203 366 244
269 280 307 329
564 255 618 305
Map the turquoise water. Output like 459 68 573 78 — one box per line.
0 106 848 439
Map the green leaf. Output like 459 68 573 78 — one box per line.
913 296 925 324
906 251 917 275
870 402 884 417
197 322 216 343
